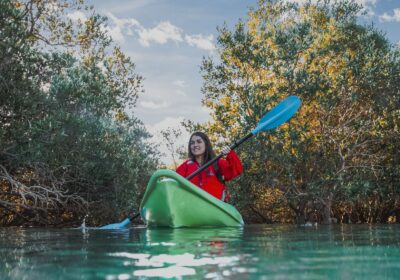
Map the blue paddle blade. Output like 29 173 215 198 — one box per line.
251 96 301 135
99 218 131 229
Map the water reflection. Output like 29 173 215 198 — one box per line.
113 227 251 278
0 225 399 279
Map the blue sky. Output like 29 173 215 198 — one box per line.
82 0 400 164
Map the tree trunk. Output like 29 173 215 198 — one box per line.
321 192 333 225
295 212 307 225
289 199 307 225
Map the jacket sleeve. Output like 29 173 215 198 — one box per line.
218 151 243 181
176 160 187 177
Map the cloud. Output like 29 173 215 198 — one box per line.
379 8 400 22
173 80 187 96
67 11 87 22
102 13 214 50
138 21 184 47
102 13 140 43
185 34 215 51
102 25 124 43
355 0 377 6
147 117 186 136
173 80 187 88
140 100 169 109
175 90 187 96
354 0 377 17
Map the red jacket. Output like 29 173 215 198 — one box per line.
176 151 243 201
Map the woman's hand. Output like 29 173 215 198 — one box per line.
221 146 231 156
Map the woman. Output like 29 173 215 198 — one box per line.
176 132 243 202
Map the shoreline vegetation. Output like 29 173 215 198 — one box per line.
1 0 399 227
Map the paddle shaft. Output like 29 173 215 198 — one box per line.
129 213 140 221
186 132 253 181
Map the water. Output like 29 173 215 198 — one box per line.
1 224 399 279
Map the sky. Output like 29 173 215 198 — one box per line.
83 0 400 164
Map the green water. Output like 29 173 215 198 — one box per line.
1 224 399 279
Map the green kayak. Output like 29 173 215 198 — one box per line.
139 169 244 228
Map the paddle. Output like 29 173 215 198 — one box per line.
187 95 301 180
99 211 139 230
99 95 301 229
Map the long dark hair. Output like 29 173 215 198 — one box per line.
188 131 215 164
188 132 224 182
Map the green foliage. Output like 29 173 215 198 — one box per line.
200 0 400 224
0 0 158 226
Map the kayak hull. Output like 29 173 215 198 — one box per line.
140 170 244 228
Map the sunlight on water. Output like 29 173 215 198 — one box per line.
133 266 196 278
0 224 399 279
109 252 241 267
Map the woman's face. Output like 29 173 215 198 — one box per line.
190 135 206 157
